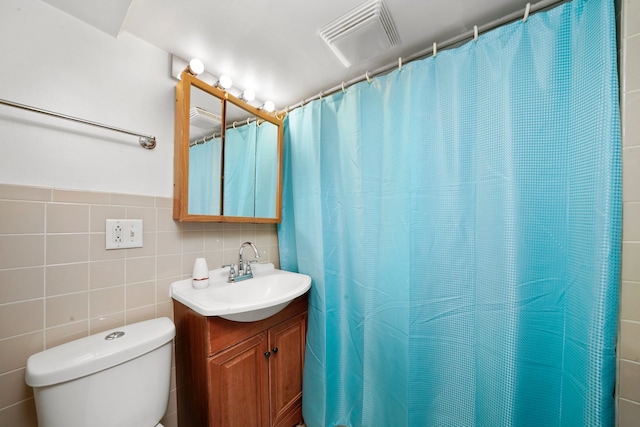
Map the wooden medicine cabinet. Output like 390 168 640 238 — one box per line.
173 71 284 223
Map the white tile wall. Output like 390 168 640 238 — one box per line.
619 0 640 424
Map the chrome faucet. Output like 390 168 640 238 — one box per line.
239 242 260 275
225 242 260 283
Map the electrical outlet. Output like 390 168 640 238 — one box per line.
106 219 143 250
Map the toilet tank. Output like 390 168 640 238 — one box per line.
25 317 175 427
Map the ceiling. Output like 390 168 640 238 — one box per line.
41 0 537 110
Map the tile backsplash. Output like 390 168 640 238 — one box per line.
0 183 279 426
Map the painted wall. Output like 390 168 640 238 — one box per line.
0 0 174 196
0 1 280 426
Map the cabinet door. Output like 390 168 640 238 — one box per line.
268 312 307 427
208 333 270 427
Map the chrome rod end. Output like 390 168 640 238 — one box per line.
139 136 156 149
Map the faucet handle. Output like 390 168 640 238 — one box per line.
223 263 237 280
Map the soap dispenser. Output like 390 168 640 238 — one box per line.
192 258 209 289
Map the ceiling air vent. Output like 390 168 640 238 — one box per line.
189 106 221 130
318 0 400 68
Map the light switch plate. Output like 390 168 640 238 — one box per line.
105 219 143 250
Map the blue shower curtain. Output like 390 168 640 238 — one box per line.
188 137 221 215
224 123 257 216
278 0 621 426
255 121 279 218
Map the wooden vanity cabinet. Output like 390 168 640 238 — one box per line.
173 294 307 427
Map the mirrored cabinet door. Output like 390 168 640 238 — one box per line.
173 72 283 223
188 85 223 216
223 100 279 219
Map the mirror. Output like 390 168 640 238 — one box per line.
173 72 283 223
187 84 223 216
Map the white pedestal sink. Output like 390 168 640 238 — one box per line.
170 263 311 322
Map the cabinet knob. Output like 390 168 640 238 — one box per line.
264 351 271 359
271 347 278 354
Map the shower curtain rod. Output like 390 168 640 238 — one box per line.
0 98 156 149
282 0 569 114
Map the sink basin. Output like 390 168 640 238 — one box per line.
170 263 311 322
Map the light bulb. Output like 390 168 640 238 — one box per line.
188 58 204 75
216 75 232 90
241 88 255 102
262 100 275 112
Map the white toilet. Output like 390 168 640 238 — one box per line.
25 317 175 427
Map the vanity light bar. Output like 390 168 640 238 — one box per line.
261 101 275 113
216 75 233 90
187 58 205 76
170 54 276 114
241 88 256 102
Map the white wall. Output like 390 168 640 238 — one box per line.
0 0 175 197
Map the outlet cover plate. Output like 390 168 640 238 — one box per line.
105 219 143 250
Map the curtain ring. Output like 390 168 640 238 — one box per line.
232 121 237 129
473 25 478 42
275 110 283 120
247 118 251 126
433 42 437 57
341 82 346 93
319 91 323 100
365 71 372 83
398 57 402 71
523 3 531 22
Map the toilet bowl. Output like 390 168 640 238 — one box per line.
25 317 175 427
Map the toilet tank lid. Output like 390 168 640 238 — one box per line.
25 317 175 387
